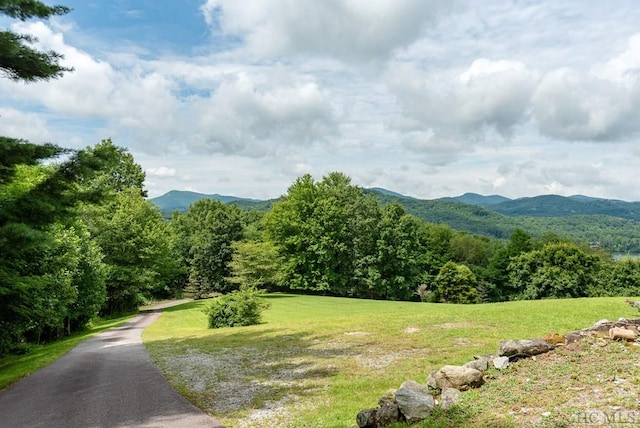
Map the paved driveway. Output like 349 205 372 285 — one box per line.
0 305 224 428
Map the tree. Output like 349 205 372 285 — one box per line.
264 172 384 297
485 228 533 301
228 240 284 291
420 223 455 277
173 199 245 298
0 138 117 354
375 203 425 300
84 188 178 314
434 261 479 304
598 257 640 297
0 0 73 82
507 242 602 300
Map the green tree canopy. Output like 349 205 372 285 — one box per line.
434 261 479 304
173 199 245 298
507 242 602 300
0 0 73 82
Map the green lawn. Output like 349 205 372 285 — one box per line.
0 314 134 391
143 294 640 427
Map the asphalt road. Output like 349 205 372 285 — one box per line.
0 304 224 428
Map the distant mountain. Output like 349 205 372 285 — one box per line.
149 190 259 212
489 194 640 220
439 192 511 207
151 188 640 252
365 187 415 199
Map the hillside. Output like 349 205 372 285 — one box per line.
490 194 640 220
149 190 260 212
149 189 640 252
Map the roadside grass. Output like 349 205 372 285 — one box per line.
142 294 640 427
0 314 135 391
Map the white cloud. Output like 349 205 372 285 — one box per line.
387 58 537 154
4 0 640 202
146 166 176 178
0 108 52 142
189 70 338 156
200 0 451 62
532 33 640 142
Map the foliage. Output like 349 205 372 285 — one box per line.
484 228 533 301
0 0 73 82
415 284 433 302
264 173 429 299
205 287 270 328
508 242 602 300
598 257 640 297
172 199 245 297
0 137 118 354
375 203 427 300
434 261 479 304
228 240 285 291
85 188 178 314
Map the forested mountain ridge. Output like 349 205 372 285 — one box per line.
150 190 261 212
150 189 640 252
440 192 640 219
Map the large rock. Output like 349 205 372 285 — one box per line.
464 358 488 372
356 408 378 428
440 388 461 410
377 398 400 426
498 339 555 358
395 380 435 424
426 370 438 392
434 365 484 390
493 356 509 369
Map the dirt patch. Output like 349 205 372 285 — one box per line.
431 322 488 330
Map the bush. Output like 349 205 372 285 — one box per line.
206 287 270 328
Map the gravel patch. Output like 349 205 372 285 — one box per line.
157 346 331 424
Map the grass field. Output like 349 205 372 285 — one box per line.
0 314 134 392
143 294 640 427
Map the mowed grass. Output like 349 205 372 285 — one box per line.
142 294 640 427
0 314 135 391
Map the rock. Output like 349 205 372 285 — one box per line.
493 356 509 369
609 327 637 341
378 389 396 407
356 408 378 428
440 388 461 410
377 400 400 426
395 380 436 424
464 358 488 372
434 365 484 390
498 339 555 358
426 370 439 392
564 332 585 344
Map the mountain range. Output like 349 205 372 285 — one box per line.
149 189 640 253
150 189 640 220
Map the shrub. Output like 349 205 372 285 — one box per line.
206 287 270 328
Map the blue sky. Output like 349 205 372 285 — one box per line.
2 1 640 200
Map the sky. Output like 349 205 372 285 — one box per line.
2 1 640 201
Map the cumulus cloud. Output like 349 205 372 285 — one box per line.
0 108 53 142
387 58 537 158
189 71 338 156
531 33 640 142
200 0 451 62
1 21 337 157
